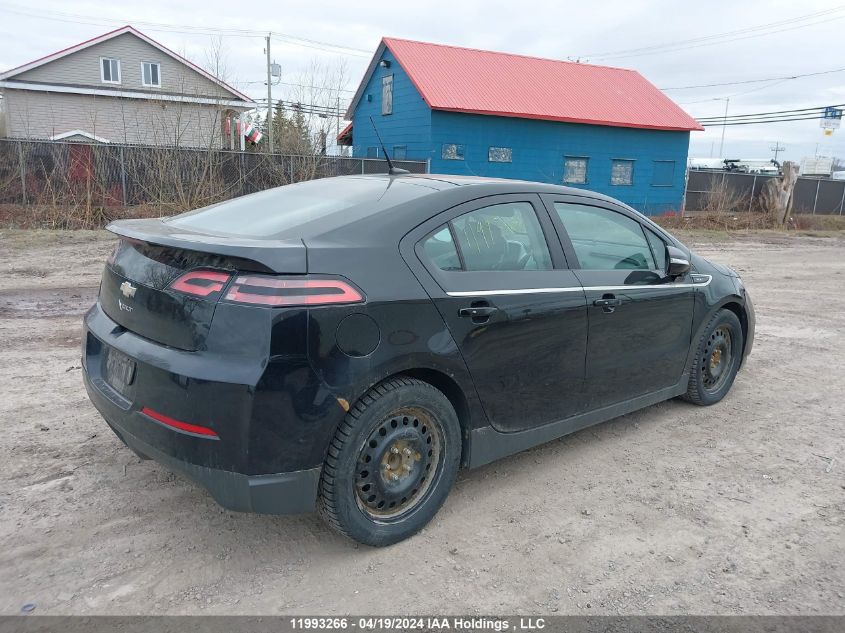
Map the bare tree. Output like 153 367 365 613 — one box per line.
699 174 750 215
760 161 799 226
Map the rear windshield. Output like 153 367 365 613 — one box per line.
167 177 432 238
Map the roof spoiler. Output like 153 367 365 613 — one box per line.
106 218 308 274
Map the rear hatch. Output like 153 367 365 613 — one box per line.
101 219 307 351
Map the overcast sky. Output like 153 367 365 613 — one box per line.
1 0 843 162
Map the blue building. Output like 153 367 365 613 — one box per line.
340 38 702 215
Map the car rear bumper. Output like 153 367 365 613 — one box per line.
84 368 321 514
82 301 329 514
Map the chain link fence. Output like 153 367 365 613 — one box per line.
0 139 428 212
685 170 845 215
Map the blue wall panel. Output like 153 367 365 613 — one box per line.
351 48 691 214
430 111 690 214
351 49 432 162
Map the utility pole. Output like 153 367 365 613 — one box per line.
718 97 730 158
770 141 785 162
266 33 273 154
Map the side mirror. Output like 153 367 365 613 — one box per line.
666 245 690 278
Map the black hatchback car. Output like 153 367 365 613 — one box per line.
83 174 754 546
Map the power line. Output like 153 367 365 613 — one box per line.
254 98 347 118
696 103 844 121
240 79 357 93
678 76 803 106
0 2 373 56
693 103 845 128
580 5 845 60
704 114 837 127
660 66 845 90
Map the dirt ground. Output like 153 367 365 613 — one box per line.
0 228 843 616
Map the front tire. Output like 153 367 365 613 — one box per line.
683 309 744 406
317 377 461 546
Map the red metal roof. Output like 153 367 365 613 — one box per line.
336 121 353 144
380 38 703 132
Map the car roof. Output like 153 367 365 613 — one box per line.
378 172 623 201
167 173 627 243
295 174 631 243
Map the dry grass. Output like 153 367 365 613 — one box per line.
655 212 845 234
0 203 167 230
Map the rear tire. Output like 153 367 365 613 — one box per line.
317 377 461 546
683 309 744 406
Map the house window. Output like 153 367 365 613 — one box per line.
442 144 465 160
652 160 675 186
366 147 380 159
488 147 512 162
563 156 588 184
382 75 393 115
611 159 635 186
142 62 161 87
100 58 121 84
393 145 407 160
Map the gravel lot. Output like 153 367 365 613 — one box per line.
0 229 843 615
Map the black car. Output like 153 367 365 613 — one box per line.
83 174 754 546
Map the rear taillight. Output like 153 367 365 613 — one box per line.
168 269 232 299
224 275 364 307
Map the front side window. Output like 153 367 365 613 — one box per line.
652 160 675 186
488 147 512 163
644 227 667 270
381 75 393 115
554 203 655 270
448 202 552 271
142 62 161 87
441 144 465 160
563 156 588 184
611 159 634 186
101 58 121 84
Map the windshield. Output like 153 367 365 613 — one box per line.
168 177 430 239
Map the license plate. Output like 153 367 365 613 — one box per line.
105 348 136 395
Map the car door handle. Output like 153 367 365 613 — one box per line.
459 306 498 318
593 298 622 307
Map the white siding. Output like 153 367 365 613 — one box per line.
14 33 235 99
3 89 231 148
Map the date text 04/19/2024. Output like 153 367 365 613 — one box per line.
290 618 547 631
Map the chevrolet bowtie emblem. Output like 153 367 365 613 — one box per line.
120 281 137 299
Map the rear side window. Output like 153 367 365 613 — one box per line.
422 227 461 271
422 202 552 271
554 203 655 270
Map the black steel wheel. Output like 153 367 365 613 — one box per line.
355 408 442 520
701 325 733 393
683 309 744 406
318 376 461 546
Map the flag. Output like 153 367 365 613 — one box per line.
244 122 263 145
